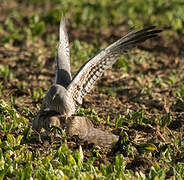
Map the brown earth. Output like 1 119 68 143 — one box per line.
1 0 184 176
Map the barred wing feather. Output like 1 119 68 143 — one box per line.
67 26 161 106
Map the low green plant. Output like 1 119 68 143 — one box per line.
77 108 103 123
32 88 45 102
0 65 14 81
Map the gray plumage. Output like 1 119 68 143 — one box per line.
43 14 161 118
54 14 71 87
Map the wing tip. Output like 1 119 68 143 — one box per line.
61 13 65 23
137 26 162 34
59 13 68 42
60 13 66 27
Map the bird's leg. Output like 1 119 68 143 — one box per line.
65 114 68 122
60 114 68 124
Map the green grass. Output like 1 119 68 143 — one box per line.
1 0 184 179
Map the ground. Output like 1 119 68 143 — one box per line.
0 0 184 179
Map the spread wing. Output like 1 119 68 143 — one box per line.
67 26 162 106
54 14 72 88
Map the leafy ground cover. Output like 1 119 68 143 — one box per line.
0 0 184 179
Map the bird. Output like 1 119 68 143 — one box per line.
43 14 162 120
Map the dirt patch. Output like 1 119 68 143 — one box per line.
1 0 184 176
